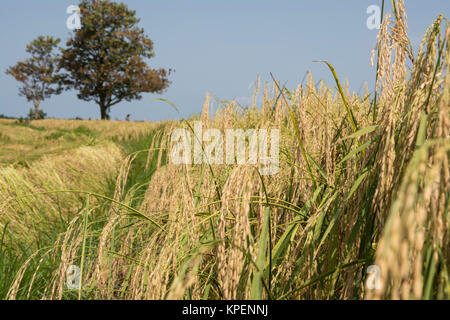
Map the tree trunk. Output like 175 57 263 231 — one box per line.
34 100 40 120
100 104 108 120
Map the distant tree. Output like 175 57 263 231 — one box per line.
60 0 171 120
27 108 47 120
0 114 16 119
6 36 63 119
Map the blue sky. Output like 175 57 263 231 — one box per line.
0 0 448 121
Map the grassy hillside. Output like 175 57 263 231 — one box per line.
0 10 448 300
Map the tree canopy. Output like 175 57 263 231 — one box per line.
6 36 63 119
59 0 171 119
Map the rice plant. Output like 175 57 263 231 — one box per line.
0 0 448 300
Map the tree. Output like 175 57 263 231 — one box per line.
59 0 171 120
27 108 47 120
6 36 63 119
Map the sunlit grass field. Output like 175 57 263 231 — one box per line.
0 8 448 300
0 119 161 165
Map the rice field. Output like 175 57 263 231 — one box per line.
0 4 449 300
